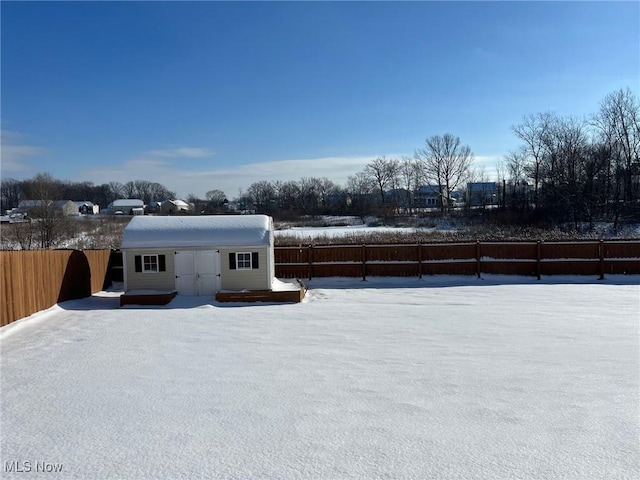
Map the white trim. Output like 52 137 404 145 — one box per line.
123 251 128 291
236 252 252 270
142 254 160 273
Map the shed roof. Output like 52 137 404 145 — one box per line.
112 199 144 208
121 215 273 249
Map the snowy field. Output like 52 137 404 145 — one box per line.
275 224 423 239
274 215 446 240
1 276 639 479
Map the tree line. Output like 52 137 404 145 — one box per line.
237 131 473 219
2 87 638 228
238 87 639 226
0 176 177 212
504 87 639 228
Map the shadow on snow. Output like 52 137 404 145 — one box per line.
57 274 639 311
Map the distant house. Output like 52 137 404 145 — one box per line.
146 201 163 214
120 215 276 296
160 199 191 215
105 199 144 215
467 182 500 207
75 201 99 214
384 188 411 209
415 185 444 208
16 200 78 217
0 211 29 223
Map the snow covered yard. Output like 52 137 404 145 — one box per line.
1 276 638 479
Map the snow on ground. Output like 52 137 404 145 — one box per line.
271 278 303 292
1 276 639 479
275 224 425 239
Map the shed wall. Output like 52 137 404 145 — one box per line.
220 247 271 291
124 245 272 292
124 248 176 291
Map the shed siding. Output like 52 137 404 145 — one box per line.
220 247 270 291
125 249 176 291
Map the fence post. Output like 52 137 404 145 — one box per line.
475 241 481 279
362 244 367 281
308 244 313 281
536 240 541 280
418 243 423 279
599 239 605 280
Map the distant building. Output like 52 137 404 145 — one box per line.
16 200 78 217
160 199 191 215
146 201 163 214
105 199 144 215
467 182 500 207
415 185 444 208
384 188 411 208
0 211 29 223
75 201 99 214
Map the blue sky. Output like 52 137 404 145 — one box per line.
2 1 638 200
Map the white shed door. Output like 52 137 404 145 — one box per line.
175 250 221 296
175 251 197 295
198 250 220 295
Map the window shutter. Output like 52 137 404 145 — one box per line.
134 255 142 273
252 252 259 269
159 255 166 272
229 252 236 270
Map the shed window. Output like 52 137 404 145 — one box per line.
143 255 158 272
229 252 259 270
134 254 166 273
237 252 252 270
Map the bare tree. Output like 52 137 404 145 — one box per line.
298 177 321 215
205 189 227 207
346 171 376 218
122 181 137 199
316 177 339 214
512 112 555 211
275 180 301 212
247 181 276 213
504 149 530 210
592 87 640 204
540 116 590 226
108 181 124 202
28 173 68 248
93 184 112 209
415 133 474 213
364 156 399 205
581 143 611 228
122 180 175 204
0 178 23 211
2 221 35 250
397 156 421 212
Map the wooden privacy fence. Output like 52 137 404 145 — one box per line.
3 243 636 327
274 240 640 280
1 249 112 327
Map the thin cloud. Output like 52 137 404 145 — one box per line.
182 155 386 192
82 155 379 199
125 158 172 169
144 147 213 158
81 153 500 200
0 130 47 174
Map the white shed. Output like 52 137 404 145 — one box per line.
121 215 275 296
